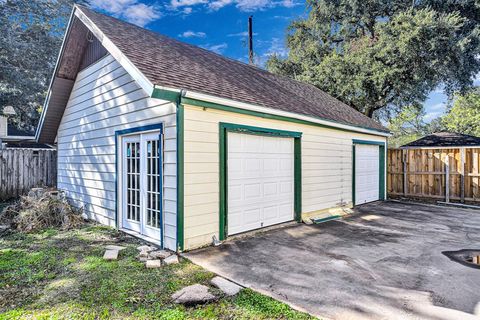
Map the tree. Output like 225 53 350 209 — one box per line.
387 105 426 148
267 0 480 118
0 0 80 131
442 87 480 136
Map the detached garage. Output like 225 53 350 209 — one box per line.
36 5 389 252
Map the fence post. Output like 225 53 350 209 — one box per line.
445 154 450 203
460 148 465 203
403 149 408 196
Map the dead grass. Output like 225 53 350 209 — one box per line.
0 190 83 232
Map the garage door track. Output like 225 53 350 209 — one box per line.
186 201 480 319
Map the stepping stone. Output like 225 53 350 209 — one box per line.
171 284 216 305
137 251 149 259
210 276 242 296
105 245 126 251
164 255 179 265
146 259 162 268
138 256 148 262
103 249 119 260
148 250 171 260
137 245 156 252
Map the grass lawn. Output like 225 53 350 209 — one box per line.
0 218 314 320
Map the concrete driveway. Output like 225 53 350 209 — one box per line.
186 201 480 320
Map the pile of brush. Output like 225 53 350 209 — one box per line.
0 188 84 232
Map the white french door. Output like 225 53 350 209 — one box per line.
122 131 162 241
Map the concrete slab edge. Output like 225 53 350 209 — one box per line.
181 255 323 319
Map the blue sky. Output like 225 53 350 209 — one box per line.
88 0 479 122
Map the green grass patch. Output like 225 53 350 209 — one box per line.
0 214 314 319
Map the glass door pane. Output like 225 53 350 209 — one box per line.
145 138 160 228
122 135 141 233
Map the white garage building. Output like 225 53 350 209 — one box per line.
36 5 389 251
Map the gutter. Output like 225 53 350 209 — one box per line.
152 85 391 138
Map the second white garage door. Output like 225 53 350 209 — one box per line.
227 132 294 235
355 144 380 205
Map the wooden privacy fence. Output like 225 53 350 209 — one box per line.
0 149 57 201
388 148 480 202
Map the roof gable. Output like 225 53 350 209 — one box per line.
37 5 388 143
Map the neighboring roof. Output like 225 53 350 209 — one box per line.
80 6 387 132
5 142 53 149
401 132 480 148
7 124 34 137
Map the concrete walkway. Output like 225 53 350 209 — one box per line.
186 201 480 319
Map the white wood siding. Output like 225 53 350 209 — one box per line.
57 54 177 250
182 105 386 250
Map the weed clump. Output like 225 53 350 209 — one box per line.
0 188 84 232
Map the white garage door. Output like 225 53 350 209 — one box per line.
227 132 294 235
355 144 380 205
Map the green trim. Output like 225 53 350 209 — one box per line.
176 103 185 251
219 124 227 240
352 144 356 206
312 215 341 224
379 145 385 200
352 140 387 205
152 88 180 102
294 138 302 221
219 122 302 240
220 122 302 138
151 88 389 136
352 139 386 146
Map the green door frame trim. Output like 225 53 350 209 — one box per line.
219 122 302 240
175 95 185 252
352 139 386 206
151 88 390 136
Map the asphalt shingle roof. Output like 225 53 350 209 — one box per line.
401 132 480 148
78 5 388 133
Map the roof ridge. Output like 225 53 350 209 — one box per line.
76 5 356 103
74 4 388 133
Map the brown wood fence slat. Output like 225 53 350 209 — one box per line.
388 148 480 202
0 149 57 201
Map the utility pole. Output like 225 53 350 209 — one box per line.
248 15 254 65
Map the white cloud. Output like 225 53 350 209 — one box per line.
89 0 160 27
251 37 288 66
182 7 193 14
170 0 208 9
424 103 447 122
262 37 288 57
208 0 233 10
179 30 206 38
201 43 228 54
169 0 294 12
227 31 258 37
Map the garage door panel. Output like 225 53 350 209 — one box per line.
244 183 262 200
228 132 294 236
355 144 380 205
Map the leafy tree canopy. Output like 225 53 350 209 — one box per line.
387 105 426 147
0 0 79 131
267 0 480 118
442 87 480 137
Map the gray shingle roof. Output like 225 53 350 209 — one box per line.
401 132 480 148
78 5 388 133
